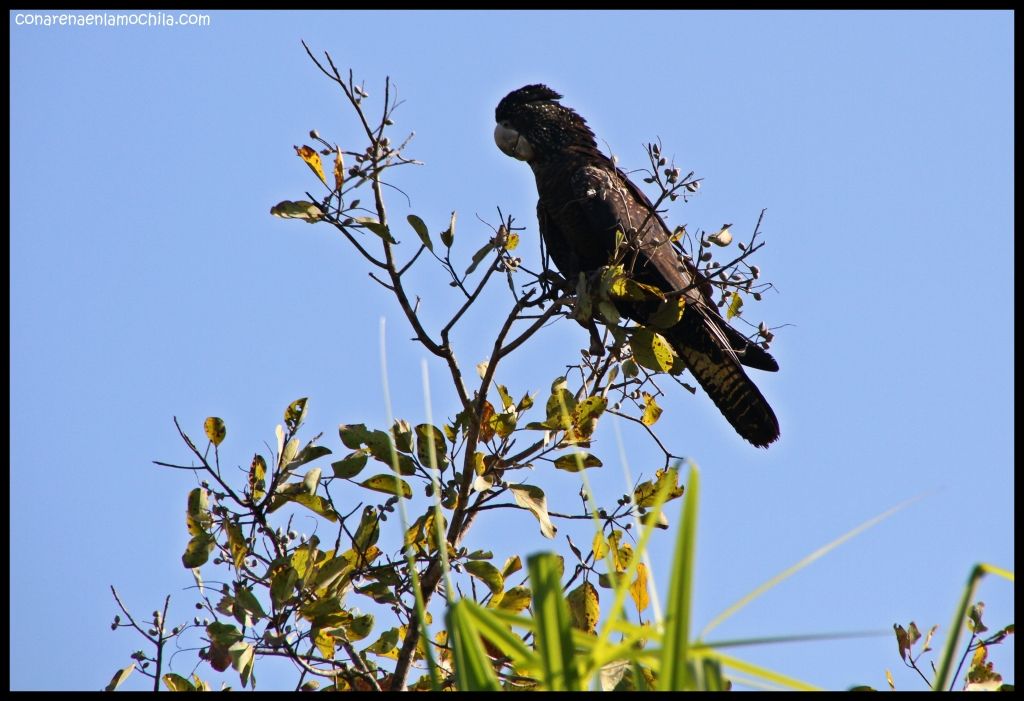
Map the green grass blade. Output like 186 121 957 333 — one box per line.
700 492 927 639
528 552 580 690
932 562 1014 691
447 599 501 691
702 648 822 691
658 462 699 690
461 600 538 672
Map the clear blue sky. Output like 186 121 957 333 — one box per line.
10 10 1013 691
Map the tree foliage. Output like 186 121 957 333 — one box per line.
107 45 1011 692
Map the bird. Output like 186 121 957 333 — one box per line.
494 84 780 447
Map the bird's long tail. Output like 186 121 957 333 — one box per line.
666 323 781 448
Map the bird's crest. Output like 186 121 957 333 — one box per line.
495 84 562 121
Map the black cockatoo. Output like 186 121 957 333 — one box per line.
494 84 780 447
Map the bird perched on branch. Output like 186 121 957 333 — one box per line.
494 84 780 447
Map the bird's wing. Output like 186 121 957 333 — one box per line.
563 162 781 446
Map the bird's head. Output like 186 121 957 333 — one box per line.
494 84 598 164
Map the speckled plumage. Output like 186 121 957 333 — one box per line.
495 85 781 447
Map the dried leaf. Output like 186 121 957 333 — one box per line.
295 144 327 185
509 484 556 539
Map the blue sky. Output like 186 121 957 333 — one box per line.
10 10 1013 691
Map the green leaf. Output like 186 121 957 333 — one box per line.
340 425 416 475
356 581 399 604
465 240 495 276
292 444 331 470
207 621 243 648
366 627 400 656
440 211 456 248
391 419 414 453
597 300 621 324
280 437 300 470
347 613 375 642
105 663 136 692
186 487 212 534
496 385 515 410
225 520 248 570
407 214 432 251
270 200 323 222
544 377 577 430
648 296 687 328
552 452 603 471
204 417 226 446
510 484 556 539
352 506 381 552
291 493 339 521
228 641 255 688
270 564 298 605
630 328 676 373
331 450 369 479
360 474 412 499
502 555 523 578
415 423 448 470
309 553 356 595
355 216 397 243
339 423 371 449
161 672 194 692
302 467 322 495
465 560 504 595
726 292 743 320
284 397 308 433
233 583 266 622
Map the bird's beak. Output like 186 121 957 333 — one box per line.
494 123 534 162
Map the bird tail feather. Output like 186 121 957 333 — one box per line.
667 324 780 448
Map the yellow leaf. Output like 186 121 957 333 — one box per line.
494 585 532 613
478 400 496 443
295 144 327 185
593 532 608 560
630 328 676 373
726 292 743 320
567 582 600 633
204 417 226 446
640 393 662 427
359 474 412 499
333 146 345 191
630 563 650 614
